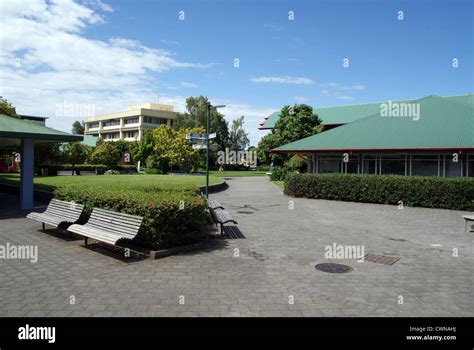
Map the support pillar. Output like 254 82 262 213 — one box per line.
20 139 34 209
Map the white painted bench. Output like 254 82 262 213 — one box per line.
68 208 143 246
211 208 238 233
463 215 474 232
27 199 84 230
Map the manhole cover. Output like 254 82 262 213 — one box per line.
315 263 353 273
364 254 400 265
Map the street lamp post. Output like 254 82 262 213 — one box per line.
206 103 225 198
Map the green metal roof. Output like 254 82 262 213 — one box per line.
0 114 83 142
272 95 474 152
81 134 99 147
260 93 474 130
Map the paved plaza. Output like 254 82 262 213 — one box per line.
0 177 473 317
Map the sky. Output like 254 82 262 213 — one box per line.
0 0 472 146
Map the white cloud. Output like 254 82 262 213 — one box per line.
294 96 310 103
319 82 366 100
0 0 212 128
209 99 277 147
250 76 314 85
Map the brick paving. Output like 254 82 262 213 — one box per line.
0 178 473 317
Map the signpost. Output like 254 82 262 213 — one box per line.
185 104 225 198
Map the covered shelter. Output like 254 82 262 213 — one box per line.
0 114 82 209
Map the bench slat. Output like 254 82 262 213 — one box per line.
26 199 84 228
68 207 144 246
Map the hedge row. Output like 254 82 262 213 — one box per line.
284 173 474 211
55 187 208 249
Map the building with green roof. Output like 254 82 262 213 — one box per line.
0 114 82 209
269 94 474 177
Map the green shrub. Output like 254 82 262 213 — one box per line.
270 167 289 181
54 187 208 249
104 169 120 175
284 173 474 211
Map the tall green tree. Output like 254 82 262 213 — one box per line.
258 104 323 166
71 120 85 135
88 141 121 167
229 116 250 151
61 143 90 175
174 96 229 151
0 97 19 118
152 126 205 173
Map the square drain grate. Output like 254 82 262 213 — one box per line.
364 254 400 265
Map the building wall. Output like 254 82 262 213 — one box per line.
84 104 176 141
310 151 474 177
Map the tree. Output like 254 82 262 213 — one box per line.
0 97 19 118
257 104 323 166
130 130 154 164
61 143 90 175
152 126 205 173
71 120 85 135
34 143 61 174
88 141 121 168
229 116 250 151
174 96 229 151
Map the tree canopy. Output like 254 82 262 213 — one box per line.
257 104 323 166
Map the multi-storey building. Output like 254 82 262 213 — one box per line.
84 103 177 141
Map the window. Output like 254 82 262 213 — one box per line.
445 155 462 177
103 132 119 140
468 155 474 177
88 122 99 129
103 119 120 127
144 117 167 125
411 155 438 176
380 155 405 175
124 117 139 125
318 156 342 173
124 131 138 139
362 156 377 174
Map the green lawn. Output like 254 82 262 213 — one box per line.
0 173 223 193
273 181 284 189
209 170 268 177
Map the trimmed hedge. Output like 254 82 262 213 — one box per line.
55 187 208 249
284 173 474 211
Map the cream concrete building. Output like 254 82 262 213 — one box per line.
84 103 177 141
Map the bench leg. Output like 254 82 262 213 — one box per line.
42 223 45 231
85 237 88 246
220 223 224 236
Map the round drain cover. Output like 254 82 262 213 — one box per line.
315 263 353 273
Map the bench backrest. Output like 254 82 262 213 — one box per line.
86 208 143 239
45 199 84 221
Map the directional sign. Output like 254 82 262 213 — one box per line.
188 138 207 144
208 133 217 139
192 144 208 149
186 133 207 140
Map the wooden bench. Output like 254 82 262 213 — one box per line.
206 198 224 210
463 215 474 232
27 199 84 230
68 208 143 247
211 208 238 234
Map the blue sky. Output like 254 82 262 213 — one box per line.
1 0 472 146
